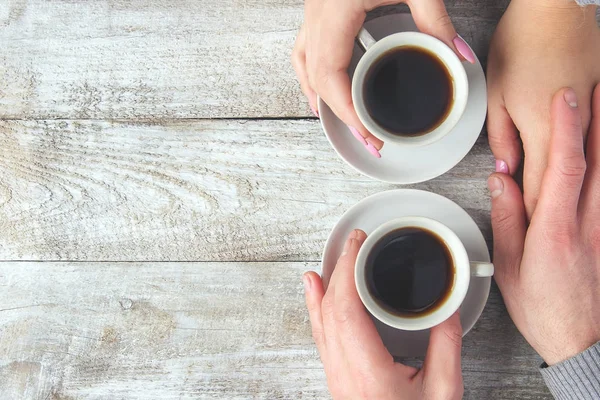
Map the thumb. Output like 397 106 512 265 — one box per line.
487 99 522 175
421 312 464 399
488 173 526 290
406 0 475 63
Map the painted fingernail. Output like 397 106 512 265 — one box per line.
303 273 312 292
564 88 578 108
495 159 509 174
365 141 381 158
453 36 476 64
488 175 504 199
349 126 367 145
310 105 319 117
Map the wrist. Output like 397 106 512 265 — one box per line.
538 333 600 366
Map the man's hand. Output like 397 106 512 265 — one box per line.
489 86 600 365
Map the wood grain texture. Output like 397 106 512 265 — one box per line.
0 262 551 399
0 0 510 120
0 119 494 261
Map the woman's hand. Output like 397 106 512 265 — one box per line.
292 0 475 158
489 86 600 365
487 0 600 218
303 229 464 399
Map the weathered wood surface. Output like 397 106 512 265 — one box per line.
0 0 574 398
0 262 551 399
0 119 493 261
0 0 510 120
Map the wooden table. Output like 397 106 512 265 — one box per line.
4 1 592 398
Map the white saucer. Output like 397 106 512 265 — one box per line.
318 14 487 184
321 189 491 357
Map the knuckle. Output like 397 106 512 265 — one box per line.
542 226 577 249
333 295 355 326
491 206 516 233
487 129 519 152
313 67 330 92
554 156 587 181
321 294 335 320
434 13 453 30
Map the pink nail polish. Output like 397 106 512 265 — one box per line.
495 160 509 174
310 105 319 117
365 142 381 158
349 126 367 145
453 36 476 64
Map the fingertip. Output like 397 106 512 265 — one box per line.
365 135 383 150
488 173 505 199
346 229 367 251
303 272 325 311
352 229 367 242
487 101 522 176
495 159 509 174
549 87 584 159
453 36 476 64
303 271 314 293
563 87 578 109
488 172 524 202
552 87 582 119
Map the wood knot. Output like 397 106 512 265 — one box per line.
119 298 133 310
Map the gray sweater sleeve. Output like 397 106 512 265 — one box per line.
575 0 600 4
540 342 600 400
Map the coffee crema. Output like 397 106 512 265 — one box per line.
365 227 455 318
363 46 454 136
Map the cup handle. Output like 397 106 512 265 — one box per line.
470 261 494 277
357 27 377 51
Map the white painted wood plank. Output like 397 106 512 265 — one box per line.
0 119 494 261
0 262 550 399
0 0 307 119
0 0 511 119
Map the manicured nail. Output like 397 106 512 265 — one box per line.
495 159 509 174
453 36 476 64
564 88 578 108
349 126 367 145
310 105 319 117
488 175 504 199
365 141 381 158
303 274 312 292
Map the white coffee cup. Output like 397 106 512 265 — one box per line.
355 216 493 331
352 28 469 147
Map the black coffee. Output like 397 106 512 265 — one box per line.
363 46 453 136
365 227 455 317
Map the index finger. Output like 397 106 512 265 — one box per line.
308 2 384 152
534 88 586 229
